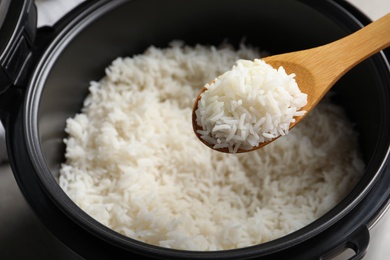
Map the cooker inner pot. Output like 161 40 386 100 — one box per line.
38 0 382 176
31 0 389 255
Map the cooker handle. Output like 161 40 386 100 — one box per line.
321 225 370 260
344 225 369 260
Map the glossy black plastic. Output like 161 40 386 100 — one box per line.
3 0 390 259
0 0 36 95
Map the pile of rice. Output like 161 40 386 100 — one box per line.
59 42 364 251
195 59 307 153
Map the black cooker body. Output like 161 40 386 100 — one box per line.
1 0 390 259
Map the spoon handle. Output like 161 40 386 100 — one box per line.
289 12 390 103
319 12 390 78
269 12 390 130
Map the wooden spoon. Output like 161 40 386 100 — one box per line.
192 12 390 153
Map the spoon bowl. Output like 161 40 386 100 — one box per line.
193 12 390 153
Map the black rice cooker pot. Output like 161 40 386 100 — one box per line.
1 0 390 259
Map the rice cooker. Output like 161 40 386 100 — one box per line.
0 0 390 259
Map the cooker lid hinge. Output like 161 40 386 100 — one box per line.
0 0 37 95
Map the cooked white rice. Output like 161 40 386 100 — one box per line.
59 42 364 251
195 59 307 153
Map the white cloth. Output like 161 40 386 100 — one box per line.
35 0 84 26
